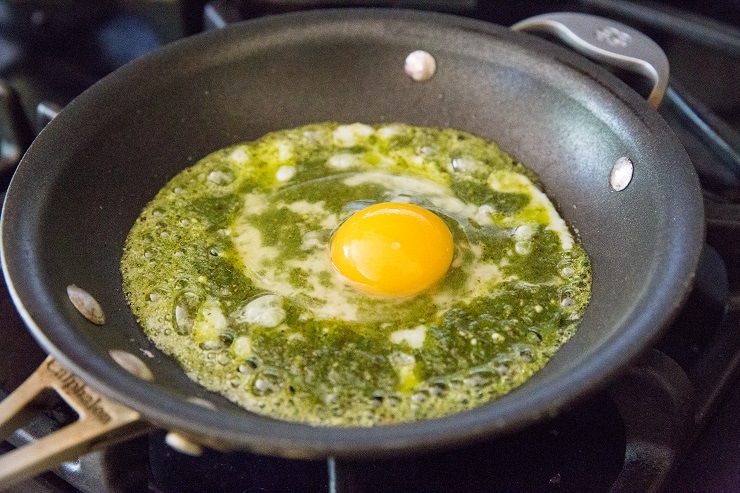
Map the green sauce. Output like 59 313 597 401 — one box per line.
121 123 591 426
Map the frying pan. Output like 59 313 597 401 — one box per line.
0 9 703 486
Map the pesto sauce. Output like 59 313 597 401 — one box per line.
121 123 591 426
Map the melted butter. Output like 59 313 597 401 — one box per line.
121 123 591 426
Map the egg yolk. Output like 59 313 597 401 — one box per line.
330 202 454 297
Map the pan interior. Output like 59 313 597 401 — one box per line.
1 10 702 456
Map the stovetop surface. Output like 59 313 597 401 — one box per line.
1 1 739 492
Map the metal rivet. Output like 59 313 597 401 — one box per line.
186 397 217 410
109 350 154 381
404 50 436 81
165 432 204 456
609 157 634 191
67 284 105 325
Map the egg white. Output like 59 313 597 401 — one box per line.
231 163 573 322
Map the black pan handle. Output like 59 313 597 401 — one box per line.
511 12 670 109
0 80 35 181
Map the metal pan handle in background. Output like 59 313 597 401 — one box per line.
512 13 740 183
511 12 670 109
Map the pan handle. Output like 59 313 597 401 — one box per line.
0 356 152 489
0 80 35 180
511 12 669 109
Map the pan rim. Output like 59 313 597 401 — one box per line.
1 8 704 457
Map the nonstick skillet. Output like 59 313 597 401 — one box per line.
0 9 703 486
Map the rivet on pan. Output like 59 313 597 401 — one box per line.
609 157 634 191
109 349 154 381
186 397 217 410
66 284 105 325
404 50 436 81
165 432 204 456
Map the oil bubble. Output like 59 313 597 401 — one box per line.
199 340 223 351
559 288 576 308
429 382 447 397
208 170 234 186
173 291 201 335
516 345 534 363
527 328 543 343
218 331 235 346
449 157 475 173
252 373 281 396
560 297 575 308
411 390 430 403
463 369 493 387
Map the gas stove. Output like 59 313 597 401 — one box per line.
1 1 739 492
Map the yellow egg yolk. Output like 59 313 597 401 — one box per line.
329 202 454 297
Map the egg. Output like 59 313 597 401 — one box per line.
330 202 453 297
229 170 500 323
121 122 592 427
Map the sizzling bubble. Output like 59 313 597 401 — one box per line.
252 372 282 396
173 291 201 335
207 170 234 185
